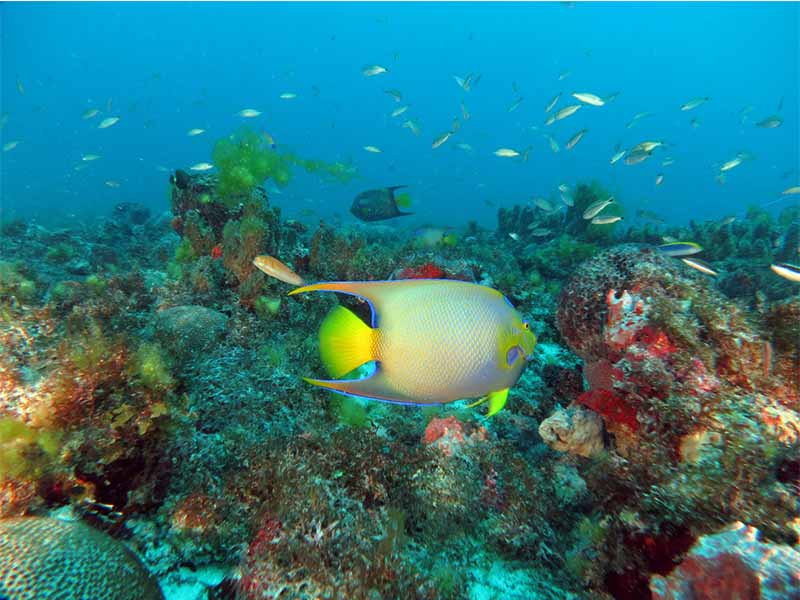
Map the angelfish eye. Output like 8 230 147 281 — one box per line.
523 322 530 330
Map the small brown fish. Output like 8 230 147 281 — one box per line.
253 255 305 286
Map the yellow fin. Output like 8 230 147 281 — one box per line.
319 305 376 378
486 388 510 417
466 396 489 409
395 192 412 208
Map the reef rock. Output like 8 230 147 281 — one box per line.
538 405 604 458
154 305 228 356
649 521 800 600
550 244 799 560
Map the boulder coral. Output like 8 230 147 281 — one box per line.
0 516 164 600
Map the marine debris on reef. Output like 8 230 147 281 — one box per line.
0 161 798 600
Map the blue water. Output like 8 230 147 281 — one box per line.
2 2 798 229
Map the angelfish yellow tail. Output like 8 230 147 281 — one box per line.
318 305 377 378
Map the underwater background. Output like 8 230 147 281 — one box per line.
1 2 799 600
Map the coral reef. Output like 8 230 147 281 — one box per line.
546 244 799 596
1 166 798 600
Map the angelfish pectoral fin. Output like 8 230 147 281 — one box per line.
467 388 510 417
486 388 510 417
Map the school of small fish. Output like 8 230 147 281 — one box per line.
5 19 794 293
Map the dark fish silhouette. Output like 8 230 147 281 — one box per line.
350 186 412 222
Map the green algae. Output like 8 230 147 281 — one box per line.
131 342 174 389
331 395 370 428
0 418 61 480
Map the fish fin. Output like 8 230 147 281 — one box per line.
318 306 376 378
486 388 510 417
396 210 414 217
394 191 413 208
302 370 430 406
387 185 408 193
465 388 510 416
466 396 489 409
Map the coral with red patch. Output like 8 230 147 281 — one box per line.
210 244 223 259
576 388 638 431
422 416 487 457
237 515 284 597
397 262 447 280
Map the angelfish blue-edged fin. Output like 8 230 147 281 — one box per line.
467 388 510 417
302 370 438 407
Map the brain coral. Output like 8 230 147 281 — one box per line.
0 517 163 600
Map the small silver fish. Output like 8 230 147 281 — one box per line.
591 215 623 225
610 149 626 165
507 97 524 113
363 65 388 77
98 116 120 129
572 92 604 106
655 174 664 186
545 92 561 113
494 148 520 158
770 263 800 282
279 92 297 100
402 119 421 136
363 145 382 153
631 140 665 154
82 108 100 120
625 149 652 165
544 134 559 153
187 128 206 136
565 129 588 150
681 97 710 111
508 232 520 241
432 131 453 149
384 89 403 102
756 115 783 128
236 108 261 118
552 104 582 122
681 258 717 277
391 105 410 117
720 155 745 172
190 162 214 171
583 197 615 220
528 227 552 237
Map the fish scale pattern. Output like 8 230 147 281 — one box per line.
0 517 164 600
378 283 513 401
